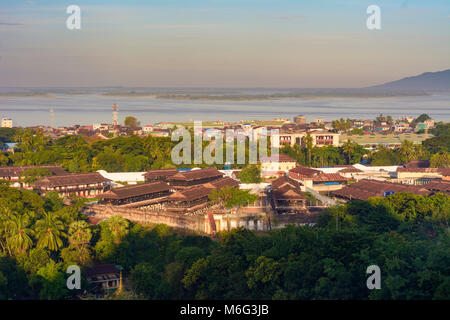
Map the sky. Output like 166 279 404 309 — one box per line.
0 0 449 88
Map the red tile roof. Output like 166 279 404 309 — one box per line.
272 185 306 200
260 154 297 163
98 181 170 200
338 166 363 173
424 181 450 194
404 160 430 168
289 165 321 176
0 165 69 178
272 175 301 190
312 173 348 182
333 179 432 200
33 172 110 188
86 264 120 277
203 177 240 189
272 175 306 200
168 185 211 202
168 167 224 182
143 168 178 179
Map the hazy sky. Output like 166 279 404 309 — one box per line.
0 0 449 87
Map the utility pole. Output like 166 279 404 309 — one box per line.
50 108 55 129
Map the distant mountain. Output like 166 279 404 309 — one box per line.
369 69 450 91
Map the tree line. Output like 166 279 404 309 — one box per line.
0 180 448 300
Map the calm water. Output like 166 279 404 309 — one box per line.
0 92 449 127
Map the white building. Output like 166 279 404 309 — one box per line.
142 125 154 133
93 123 110 131
96 170 146 187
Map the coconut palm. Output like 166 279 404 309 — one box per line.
398 139 415 163
105 216 129 244
342 139 355 164
0 207 13 255
68 221 92 248
65 221 93 265
35 212 67 251
7 214 34 255
302 133 313 166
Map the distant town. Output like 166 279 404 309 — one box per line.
1 106 449 300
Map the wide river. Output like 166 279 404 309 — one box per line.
0 92 449 127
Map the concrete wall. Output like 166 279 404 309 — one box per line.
84 204 318 235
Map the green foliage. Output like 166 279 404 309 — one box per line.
349 128 365 135
209 186 258 212
31 260 69 300
124 116 141 129
370 146 402 165
20 168 53 184
423 135 450 154
412 113 431 126
430 152 450 168
0 127 17 144
431 122 450 137
238 165 261 183
331 118 352 132
281 142 368 168
0 180 449 300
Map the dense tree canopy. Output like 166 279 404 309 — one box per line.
0 180 448 300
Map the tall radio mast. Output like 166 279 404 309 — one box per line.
113 104 118 136
50 108 55 129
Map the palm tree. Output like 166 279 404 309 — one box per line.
68 221 92 248
0 207 14 255
398 139 415 163
342 139 355 164
302 133 313 166
105 216 129 244
35 212 67 251
67 221 93 265
7 214 34 255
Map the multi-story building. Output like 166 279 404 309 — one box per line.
289 165 348 192
1 118 13 128
32 172 111 198
278 129 340 147
260 154 297 179
93 123 110 131
0 165 69 188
